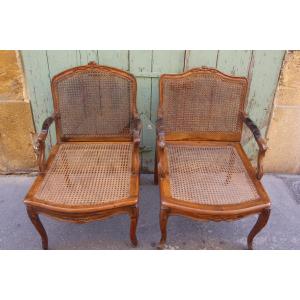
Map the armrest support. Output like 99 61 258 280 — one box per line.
241 112 268 179
131 116 142 175
156 116 167 178
156 117 166 150
34 113 58 172
132 116 142 146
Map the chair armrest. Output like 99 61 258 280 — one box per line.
132 116 142 146
156 117 166 150
156 116 168 178
131 116 142 175
34 113 58 172
241 112 268 180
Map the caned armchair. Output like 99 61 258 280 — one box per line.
155 68 270 250
24 62 141 249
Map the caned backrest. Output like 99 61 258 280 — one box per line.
51 63 137 142
159 68 248 142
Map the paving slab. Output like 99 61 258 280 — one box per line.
0 174 299 250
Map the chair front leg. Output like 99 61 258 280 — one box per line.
247 208 270 250
130 206 139 247
26 207 48 250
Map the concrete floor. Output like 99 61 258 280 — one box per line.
0 174 300 250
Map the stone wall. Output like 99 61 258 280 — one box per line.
0 51 36 173
264 51 300 174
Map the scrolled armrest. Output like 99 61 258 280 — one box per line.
131 116 142 176
132 116 142 146
156 117 166 150
34 113 58 172
156 117 167 178
241 112 268 179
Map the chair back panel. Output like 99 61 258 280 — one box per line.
52 63 137 141
159 68 248 141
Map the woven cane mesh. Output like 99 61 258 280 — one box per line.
166 144 259 205
161 72 245 134
35 143 133 206
55 70 133 137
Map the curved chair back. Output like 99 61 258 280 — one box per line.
159 68 248 142
51 62 137 142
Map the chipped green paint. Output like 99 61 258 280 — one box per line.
21 50 285 172
243 50 286 162
217 50 252 76
79 50 99 65
185 50 218 69
47 50 80 77
22 50 54 156
129 50 152 118
150 50 185 122
98 50 129 70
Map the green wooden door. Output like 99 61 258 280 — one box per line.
21 50 285 172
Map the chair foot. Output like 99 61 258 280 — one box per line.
159 208 169 248
26 207 48 250
130 206 139 247
247 208 270 250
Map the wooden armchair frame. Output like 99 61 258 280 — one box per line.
155 68 271 250
24 62 141 249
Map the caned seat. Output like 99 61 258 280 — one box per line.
155 68 271 249
167 144 256 206
165 142 267 208
24 63 141 249
34 143 133 208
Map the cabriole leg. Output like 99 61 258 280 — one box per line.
130 206 139 247
26 207 48 250
159 208 169 248
247 208 270 250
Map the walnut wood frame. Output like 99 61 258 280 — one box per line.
24 62 141 249
155 68 271 250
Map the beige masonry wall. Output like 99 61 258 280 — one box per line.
264 51 300 174
0 50 36 173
